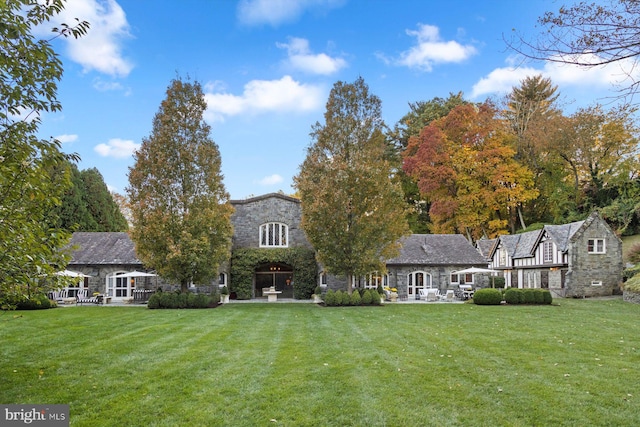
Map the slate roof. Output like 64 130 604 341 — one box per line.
67 232 142 265
386 234 487 266
476 238 497 261
230 192 300 206
493 218 586 260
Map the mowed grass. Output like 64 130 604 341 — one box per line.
1 299 639 426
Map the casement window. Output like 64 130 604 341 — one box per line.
218 273 227 286
499 248 507 266
543 241 554 263
319 272 327 286
352 272 387 289
259 222 288 247
587 238 606 254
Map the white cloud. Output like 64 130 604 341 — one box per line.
471 54 639 98
237 0 344 26
92 78 124 92
45 0 133 77
276 37 347 75
94 138 139 158
203 75 325 122
55 134 78 144
395 23 477 71
257 174 284 186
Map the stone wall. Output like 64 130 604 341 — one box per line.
566 214 623 297
623 290 640 304
230 194 312 250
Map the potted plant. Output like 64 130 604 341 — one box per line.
312 286 323 303
220 286 229 304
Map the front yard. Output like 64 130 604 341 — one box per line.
1 299 639 426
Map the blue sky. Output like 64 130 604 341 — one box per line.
37 0 633 199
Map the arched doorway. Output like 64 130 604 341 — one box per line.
255 262 294 298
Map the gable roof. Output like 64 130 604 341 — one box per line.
387 234 487 266
67 232 142 266
476 238 497 261
546 219 585 252
230 192 300 206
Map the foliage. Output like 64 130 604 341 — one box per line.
472 288 503 305
324 289 337 306
127 77 234 292
47 164 128 232
508 0 640 100
624 274 640 292
295 77 410 292
13 293 54 310
361 289 373 305
404 102 539 239
0 0 88 309
230 247 318 299
220 286 229 295
314 286 322 295
147 291 214 309
492 276 506 289
504 288 552 305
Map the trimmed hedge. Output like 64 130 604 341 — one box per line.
503 288 552 305
15 294 55 310
323 289 381 306
148 291 215 309
473 288 503 305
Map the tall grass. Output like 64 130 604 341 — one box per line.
1 299 639 426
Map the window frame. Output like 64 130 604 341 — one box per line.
259 222 289 248
543 240 554 263
587 238 606 254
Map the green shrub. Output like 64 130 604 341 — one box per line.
340 290 351 306
532 289 545 304
492 276 506 288
623 275 640 293
324 290 336 306
473 288 502 305
542 290 553 305
522 289 536 304
15 294 53 310
314 286 322 295
350 290 362 306
361 289 373 305
504 288 521 304
147 292 213 309
370 289 381 305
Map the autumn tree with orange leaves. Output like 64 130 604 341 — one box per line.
403 103 538 239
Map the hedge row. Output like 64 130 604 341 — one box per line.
473 288 553 305
147 291 215 309
504 288 552 305
14 294 56 310
323 289 381 306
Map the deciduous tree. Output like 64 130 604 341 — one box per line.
0 0 88 308
127 77 233 292
295 77 409 293
404 103 538 238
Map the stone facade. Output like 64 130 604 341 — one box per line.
230 193 312 250
565 213 623 297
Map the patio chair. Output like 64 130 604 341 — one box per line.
426 288 440 302
443 290 455 302
76 290 103 306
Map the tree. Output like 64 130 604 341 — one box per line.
503 75 563 226
294 77 409 293
553 104 639 210
508 0 640 100
80 168 128 231
403 103 538 239
390 93 469 233
127 77 234 292
0 0 88 308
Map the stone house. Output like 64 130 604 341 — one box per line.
487 212 623 297
227 193 487 299
65 232 156 301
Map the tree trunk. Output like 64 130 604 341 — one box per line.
181 280 189 293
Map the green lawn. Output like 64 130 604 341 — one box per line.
1 300 639 426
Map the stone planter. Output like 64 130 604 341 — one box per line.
312 294 323 303
389 292 398 302
220 294 230 304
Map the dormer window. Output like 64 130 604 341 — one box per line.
260 222 288 247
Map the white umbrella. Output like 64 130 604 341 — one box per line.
55 270 90 278
115 271 157 278
452 267 497 275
